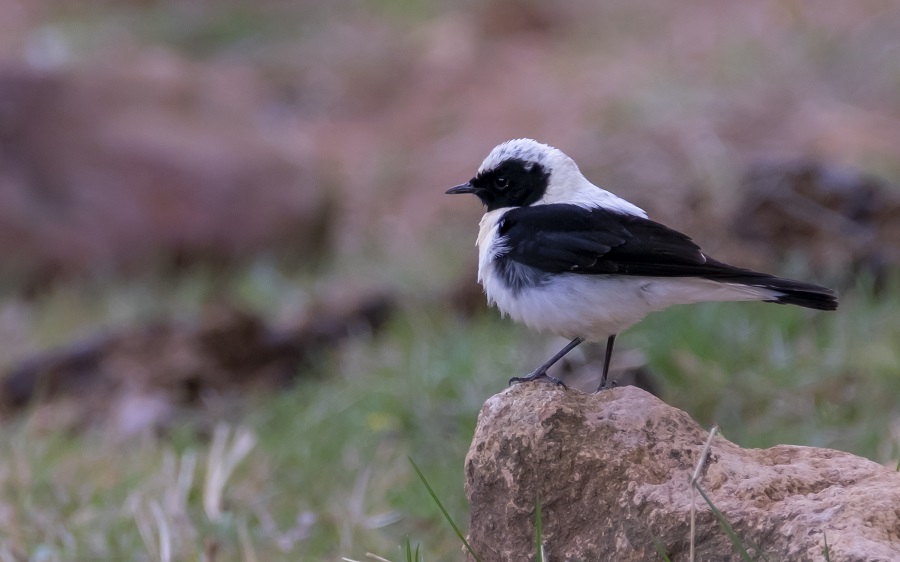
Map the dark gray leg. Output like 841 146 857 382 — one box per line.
595 334 617 392
509 337 585 388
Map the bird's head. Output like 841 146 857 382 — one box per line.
446 138 579 211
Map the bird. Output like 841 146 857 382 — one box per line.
446 138 838 391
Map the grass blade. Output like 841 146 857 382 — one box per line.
690 425 719 562
653 538 673 561
693 485 755 562
402 536 422 562
408 457 483 562
535 495 543 562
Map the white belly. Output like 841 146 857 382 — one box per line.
481 268 773 341
481 268 655 340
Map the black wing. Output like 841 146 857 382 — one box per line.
497 203 707 276
496 203 838 310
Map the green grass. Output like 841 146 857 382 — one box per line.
1 272 898 558
1 261 899 559
0 271 516 558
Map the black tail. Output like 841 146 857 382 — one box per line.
760 277 838 310
698 258 838 311
715 273 838 311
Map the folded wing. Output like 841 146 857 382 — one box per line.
497 204 837 310
498 203 706 275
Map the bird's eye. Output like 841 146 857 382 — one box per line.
494 177 509 190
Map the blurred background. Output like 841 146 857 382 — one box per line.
0 0 899 559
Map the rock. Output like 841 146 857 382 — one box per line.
465 384 900 561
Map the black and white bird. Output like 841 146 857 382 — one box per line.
447 138 838 391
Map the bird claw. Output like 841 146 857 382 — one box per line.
594 379 618 393
509 371 568 389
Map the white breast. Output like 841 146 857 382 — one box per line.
476 209 509 289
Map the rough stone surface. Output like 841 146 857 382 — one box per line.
465 384 900 562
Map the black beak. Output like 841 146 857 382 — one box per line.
445 182 478 195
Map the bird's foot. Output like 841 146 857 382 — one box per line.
509 370 567 389
594 379 618 393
